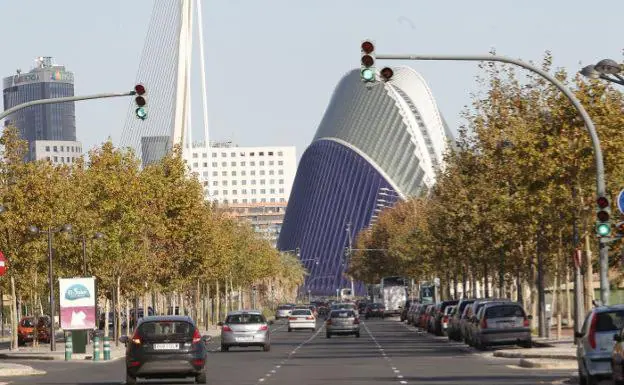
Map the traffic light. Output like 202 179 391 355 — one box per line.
380 67 394 82
361 40 375 82
596 195 611 237
134 84 147 120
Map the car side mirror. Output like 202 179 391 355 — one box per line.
574 331 584 339
217 321 223 326
201 335 212 343
119 335 128 344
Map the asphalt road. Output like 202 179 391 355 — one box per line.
0 317 578 385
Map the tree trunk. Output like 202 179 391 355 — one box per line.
10 276 17 350
565 265 571 326
484 262 490 298
215 281 220 323
104 298 110 338
584 233 594 309
205 283 211 330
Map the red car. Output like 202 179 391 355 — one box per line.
18 316 51 346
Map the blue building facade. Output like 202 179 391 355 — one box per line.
278 67 452 296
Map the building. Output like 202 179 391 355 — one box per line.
277 67 452 296
30 140 83 165
141 136 171 167
220 201 287 247
2 57 81 164
184 142 297 206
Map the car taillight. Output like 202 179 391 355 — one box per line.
192 359 205 366
259 325 268 331
131 329 141 345
192 328 201 344
306 316 314 320
443 316 449 323
523 317 530 327
588 314 598 349
480 318 487 329
288 317 297 321
354 318 360 324
222 325 232 332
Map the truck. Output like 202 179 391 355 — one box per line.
382 285 407 316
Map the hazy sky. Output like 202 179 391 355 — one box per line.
0 0 621 162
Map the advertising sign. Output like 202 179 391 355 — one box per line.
59 277 96 330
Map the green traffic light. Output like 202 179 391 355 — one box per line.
135 107 147 120
361 68 375 82
597 223 611 236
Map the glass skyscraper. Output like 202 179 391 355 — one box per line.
2 57 78 162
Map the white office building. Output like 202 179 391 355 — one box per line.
31 140 83 165
183 142 297 205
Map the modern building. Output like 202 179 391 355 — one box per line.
141 136 171 167
277 67 453 296
2 57 80 163
219 201 287 247
183 142 297 206
30 140 83 165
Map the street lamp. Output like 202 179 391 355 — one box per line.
28 223 72 352
79 232 105 276
581 59 624 86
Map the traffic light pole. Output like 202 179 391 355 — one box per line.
375 52 609 305
0 90 137 121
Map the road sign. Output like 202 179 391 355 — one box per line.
0 251 7 276
433 277 440 287
618 189 624 215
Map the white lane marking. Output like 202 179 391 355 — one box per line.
363 320 408 384
400 381 407 384
259 379 265 382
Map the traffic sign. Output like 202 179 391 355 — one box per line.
617 189 624 215
0 251 7 276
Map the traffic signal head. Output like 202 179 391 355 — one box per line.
361 40 376 83
596 195 611 237
134 83 147 120
380 67 394 81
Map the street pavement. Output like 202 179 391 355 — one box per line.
0 317 582 385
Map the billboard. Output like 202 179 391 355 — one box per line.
59 277 96 330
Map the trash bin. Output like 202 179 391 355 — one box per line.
71 330 87 354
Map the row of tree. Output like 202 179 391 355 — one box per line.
0 126 306 345
348 53 624 323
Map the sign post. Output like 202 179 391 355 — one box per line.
59 278 96 356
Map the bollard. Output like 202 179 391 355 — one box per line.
65 333 72 361
103 336 111 361
93 336 100 361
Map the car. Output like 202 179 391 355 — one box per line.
120 315 210 385
471 302 532 350
219 310 272 352
18 316 51 345
275 304 294 319
431 300 459 336
326 309 360 338
288 308 316 331
400 300 413 322
365 303 385 319
448 299 475 341
577 304 624 385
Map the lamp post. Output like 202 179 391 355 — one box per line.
28 223 72 352
581 59 624 86
373 52 609 311
79 232 105 276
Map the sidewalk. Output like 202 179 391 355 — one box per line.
0 362 45 376
491 331 577 369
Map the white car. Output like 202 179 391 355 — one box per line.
288 309 316 332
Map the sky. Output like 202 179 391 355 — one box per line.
0 0 622 163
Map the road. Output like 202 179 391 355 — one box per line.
0 317 576 385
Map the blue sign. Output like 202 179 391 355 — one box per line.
618 189 624 215
64 284 90 301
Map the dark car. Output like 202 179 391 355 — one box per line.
120 315 211 384
432 300 459 336
358 302 369 315
365 303 386 319
400 300 413 322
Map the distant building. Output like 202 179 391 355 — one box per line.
2 57 80 163
30 140 82 165
220 201 287 248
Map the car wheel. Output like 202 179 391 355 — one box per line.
126 373 137 385
355 332 360 338
195 371 207 384
578 369 587 385
263 343 271 352
221 345 229 352
288 327 292 332
520 340 532 349
326 333 331 339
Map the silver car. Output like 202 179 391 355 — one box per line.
576 304 624 384
275 304 293 320
472 302 532 349
219 310 272 352
326 309 360 338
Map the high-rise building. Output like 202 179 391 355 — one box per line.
2 57 81 164
277 67 452 296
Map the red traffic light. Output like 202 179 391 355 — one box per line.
134 84 146 95
361 41 374 54
135 96 146 107
598 210 610 222
361 55 374 67
380 67 394 81
597 196 609 208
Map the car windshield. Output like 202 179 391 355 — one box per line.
138 321 193 340
277 305 292 310
291 310 311 316
226 314 266 324
485 305 525 318
331 311 355 318
595 310 624 332
21 318 34 327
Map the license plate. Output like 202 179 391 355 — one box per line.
153 343 179 350
236 337 253 342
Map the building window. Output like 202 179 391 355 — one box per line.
242 189 247 194
261 198 266 203
232 171 237 176
202 153 207 158
223 199 229 204
251 199 257 203
203 162 208 167
232 180 237 185
53 146 58 152
240 152 246 157
212 152 217 157
212 162 218 167
260 189 266 194
223 190 228 195
269 179 275 185
241 171 246 176
278 170 284 175
270 188 276 194
231 152 236 157
221 152 226 157
203 181 209 186
203 171 209 177
54 156 58 162
46 156 50 161
278 160 284 166
231 162 236 167
242 180 247 185
250 170 256 176
260 180 266 185
250 152 255 156
260 170 265 176
213 190 218 195
279 188 284 193
260 161 265 166
193 162 198 168
243 199 248 203
222 162 227 167
232 190 237 195
213 171 218 176
279 179 284 184
268 151 274 156
223 181 228 186
278 151 283 156
269 161 274 166
251 180 256 185
45 146 50 151
269 170 274 175
270 198 276 203
280 198 285 202
222 171 227 176
251 189 257 195
240 161 246 167
60 146 64 152
193 153 198 158
213 181 218 186
259 152 264 156
250 161 256 166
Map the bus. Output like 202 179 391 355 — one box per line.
376 276 408 316
339 288 354 301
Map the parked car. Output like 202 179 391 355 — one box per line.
17 316 51 346
407 303 422 325
440 305 456 336
365 303 386 319
326 309 360 338
471 302 532 350
432 300 459 336
288 308 316 332
465 300 511 346
400 300 413 322
120 315 210 384
448 299 475 341
462 298 510 344
219 310 272 352
577 305 624 385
